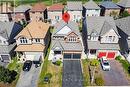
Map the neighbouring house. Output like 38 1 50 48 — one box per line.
83 17 120 59
48 3 64 26
0 2 14 22
29 3 47 22
0 21 22 62
83 0 101 17
66 1 83 22
49 20 83 60
15 21 50 62
100 1 120 17
12 5 31 23
115 16 130 62
117 0 130 14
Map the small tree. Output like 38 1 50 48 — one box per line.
119 11 130 18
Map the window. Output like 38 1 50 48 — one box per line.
91 36 97 41
68 36 77 42
32 12 35 14
0 40 2 43
55 16 59 20
20 37 28 44
105 36 115 42
90 49 96 54
74 15 76 19
35 39 40 43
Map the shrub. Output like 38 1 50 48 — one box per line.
90 59 99 66
95 77 104 86
55 60 62 66
45 73 52 79
115 56 122 61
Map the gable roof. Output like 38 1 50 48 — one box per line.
15 21 50 39
30 3 46 12
15 5 32 12
48 3 64 11
84 0 100 9
53 20 80 36
117 0 130 8
86 16 119 36
66 1 83 10
100 1 120 9
115 16 130 36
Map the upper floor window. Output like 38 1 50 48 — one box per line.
55 16 59 20
35 39 40 43
0 40 2 43
105 36 115 42
91 36 97 41
68 36 77 42
20 37 28 44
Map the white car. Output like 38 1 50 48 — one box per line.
100 57 110 71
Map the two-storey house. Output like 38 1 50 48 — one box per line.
29 3 47 22
83 0 101 17
66 1 83 22
15 21 50 62
49 20 83 60
115 16 130 62
117 0 130 14
48 3 64 26
83 17 120 59
100 1 120 17
0 21 22 62
0 2 13 22
12 5 31 23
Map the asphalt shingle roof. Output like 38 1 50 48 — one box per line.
100 1 120 9
67 1 83 10
15 5 32 12
117 0 130 8
115 16 130 36
84 0 100 9
48 3 64 11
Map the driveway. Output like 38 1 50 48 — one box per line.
62 60 83 87
16 64 41 87
0 61 8 68
102 60 130 86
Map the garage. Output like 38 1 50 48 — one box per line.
63 53 81 59
98 52 116 59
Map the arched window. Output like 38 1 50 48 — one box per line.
20 37 28 44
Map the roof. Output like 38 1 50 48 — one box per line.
15 44 45 52
117 0 130 8
86 16 119 36
115 16 130 36
30 3 46 12
48 3 64 11
52 40 82 51
15 21 50 39
0 43 16 54
84 0 100 9
53 20 80 36
100 1 120 9
87 40 120 50
67 1 83 10
15 5 32 12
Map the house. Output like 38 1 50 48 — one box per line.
49 20 83 60
100 1 120 17
48 3 64 25
0 21 22 62
83 0 101 17
66 1 83 22
117 0 130 14
12 5 31 23
15 21 50 62
29 3 47 22
115 16 130 62
83 17 120 59
0 2 13 22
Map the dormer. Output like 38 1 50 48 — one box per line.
90 30 99 41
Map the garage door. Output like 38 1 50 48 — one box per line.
64 53 81 59
107 52 115 59
98 52 107 58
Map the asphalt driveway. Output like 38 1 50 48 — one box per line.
62 60 83 87
16 64 41 87
102 60 130 86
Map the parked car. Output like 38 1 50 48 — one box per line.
33 61 41 68
23 60 32 71
100 57 110 71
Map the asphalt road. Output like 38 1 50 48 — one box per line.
62 60 83 87
16 64 41 87
102 60 130 86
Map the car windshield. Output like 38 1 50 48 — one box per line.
103 62 109 66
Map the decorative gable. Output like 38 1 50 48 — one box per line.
56 26 72 35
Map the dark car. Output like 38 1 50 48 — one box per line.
23 61 32 71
